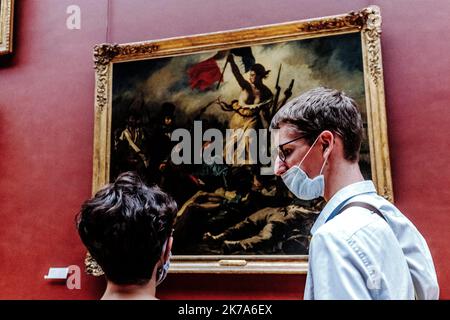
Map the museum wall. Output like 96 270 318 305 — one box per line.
0 0 449 299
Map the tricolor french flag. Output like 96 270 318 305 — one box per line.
187 48 255 91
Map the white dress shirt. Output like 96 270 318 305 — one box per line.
304 181 439 300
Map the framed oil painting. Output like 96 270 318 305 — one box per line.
0 0 13 55
88 6 393 275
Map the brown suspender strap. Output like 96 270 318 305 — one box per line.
338 201 387 221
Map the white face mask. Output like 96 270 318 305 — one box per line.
156 241 171 287
156 256 170 286
281 135 329 200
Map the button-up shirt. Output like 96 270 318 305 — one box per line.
304 180 439 300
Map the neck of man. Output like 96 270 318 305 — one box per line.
101 279 157 300
323 159 364 202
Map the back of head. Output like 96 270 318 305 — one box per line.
76 171 177 285
270 87 363 162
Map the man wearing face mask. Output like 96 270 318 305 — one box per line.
76 171 176 300
270 87 439 300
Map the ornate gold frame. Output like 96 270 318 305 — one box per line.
0 0 13 55
89 6 392 275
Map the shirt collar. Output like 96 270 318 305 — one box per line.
310 180 377 236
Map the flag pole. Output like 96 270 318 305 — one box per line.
216 60 228 90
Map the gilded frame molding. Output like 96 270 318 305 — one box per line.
89 6 392 275
0 0 13 55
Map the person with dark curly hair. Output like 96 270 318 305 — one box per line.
76 171 177 300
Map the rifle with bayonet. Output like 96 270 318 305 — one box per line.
270 64 282 119
279 79 294 110
271 78 295 118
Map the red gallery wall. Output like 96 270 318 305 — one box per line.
0 0 449 299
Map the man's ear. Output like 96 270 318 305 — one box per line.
320 130 334 159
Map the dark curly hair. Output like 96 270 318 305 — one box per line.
76 171 177 285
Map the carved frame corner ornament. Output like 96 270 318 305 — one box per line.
85 252 104 276
0 0 14 55
297 5 382 85
89 6 392 276
93 43 119 67
93 43 160 113
361 6 383 85
93 44 118 113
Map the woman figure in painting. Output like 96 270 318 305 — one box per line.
221 54 273 168
226 53 273 131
